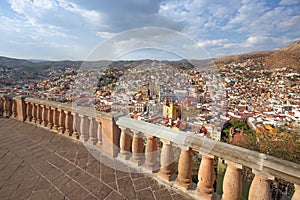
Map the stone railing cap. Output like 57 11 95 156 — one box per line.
13 95 29 100
116 116 300 185
0 93 14 98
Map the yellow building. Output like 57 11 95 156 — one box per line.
163 97 181 121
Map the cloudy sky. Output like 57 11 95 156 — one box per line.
0 0 299 60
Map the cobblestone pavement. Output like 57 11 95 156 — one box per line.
0 118 190 200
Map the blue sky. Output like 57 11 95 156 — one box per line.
0 0 299 60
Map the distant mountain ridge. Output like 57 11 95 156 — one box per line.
28 59 49 63
0 56 33 68
0 57 198 72
0 56 83 72
215 40 300 71
0 39 299 71
264 40 300 70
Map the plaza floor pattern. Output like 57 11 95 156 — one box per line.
0 118 190 200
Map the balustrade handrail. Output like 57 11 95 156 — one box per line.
0 93 115 122
24 97 114 120
0 93 14 99
116 115 300 185
1 94 299 188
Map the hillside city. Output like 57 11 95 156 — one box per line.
1 55 300 148
1 1 300 199
1 43 300 200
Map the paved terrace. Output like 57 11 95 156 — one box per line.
0 118 189 200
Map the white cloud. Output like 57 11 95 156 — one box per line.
159 0 299 43
0 14 75 40
57 0 105 28
0 15 72 39
279 0 300 5
197 39 229 48
277 15 300 31
2 0 300 59
245 35 294 47
9 0 57 18
8 0 105 29
86 28 211 61
225 0 269 32
224 0 300 37
159 0 241 37
194 35 296 57
243 36 275 47
96 32 116 39
0 15 23 33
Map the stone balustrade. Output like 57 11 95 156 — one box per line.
0 93 299 200
11 98 17 118
115 112 300 200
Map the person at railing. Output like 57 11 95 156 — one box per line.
231 128 249 147
198 125 211 138
165 117 172 127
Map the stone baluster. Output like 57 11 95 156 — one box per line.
52 108 58 131
1 98 4 112
97 121 102 145
47 106 53 129
41 105 47 126
3 98 8 117
44 106 49 127
145 135 159 172
2 98 6 117
175 147 193 190
58 109 65 134
80 115 89 142
130 131 144 166
158 140 175 181
196 154 215 199
2 98 4 115
32 103 37 123
0 98 2 116
36 104 42 124
64 111 72 136
26 102 32 122
11 100 17 118
118 127 131 160
7 99 12 116
89 117 98 144
292 184 300 200
72 112 80 139
0 98 3 116
222 161 243 200
10 100 15 118
248 170 274 200
3 98 9 117
14 100 18 118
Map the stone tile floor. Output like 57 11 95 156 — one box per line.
0 118 190 200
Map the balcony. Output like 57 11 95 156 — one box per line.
0 94 299 200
